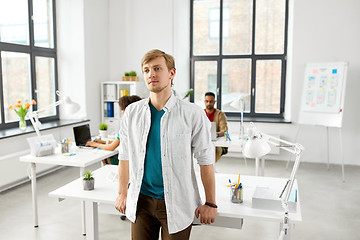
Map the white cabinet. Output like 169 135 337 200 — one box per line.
101 81 144 136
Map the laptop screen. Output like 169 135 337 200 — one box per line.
73 124 92 146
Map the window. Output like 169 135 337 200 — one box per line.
209 8 229 39
0 0 58 129
191 0 288 119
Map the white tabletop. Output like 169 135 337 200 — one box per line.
20 145 118 168
213 135 244 148
49 165 118 204
202 173 302 223
49 165 301 223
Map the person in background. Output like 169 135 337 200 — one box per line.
204 92 228 162
115 49 217 239
86 95 142 165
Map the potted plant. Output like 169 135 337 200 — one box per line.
122 71 139 81
83 171 94 191
99 123 108 139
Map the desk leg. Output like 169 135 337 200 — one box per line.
80 168 86 236
85 201 99 240
30 163 38 227
261 157 265 176
255 158 259 176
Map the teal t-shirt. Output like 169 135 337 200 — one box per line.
140 102 165 199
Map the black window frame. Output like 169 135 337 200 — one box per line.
0 0 59 130
190 0 289 120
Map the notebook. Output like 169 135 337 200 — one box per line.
73 124 92 146
210 122 217 141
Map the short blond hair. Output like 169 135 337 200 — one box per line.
141 49 175 72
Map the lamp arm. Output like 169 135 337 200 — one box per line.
278 153 302 240
282 153 302 200
27 100 63 137
32 100 63 115
262 133 303 155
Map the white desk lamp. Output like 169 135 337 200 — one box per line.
27 90 80 136
243 122 304 240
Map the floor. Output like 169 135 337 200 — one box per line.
1 157 359 240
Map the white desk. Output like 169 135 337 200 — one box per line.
213 136 266 176
19 146 118 235
49 165 302 240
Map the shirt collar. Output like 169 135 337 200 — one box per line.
163 93 177 112
143 92 177 112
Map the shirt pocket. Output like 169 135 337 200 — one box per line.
168 132 192 159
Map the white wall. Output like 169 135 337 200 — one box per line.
107 0 360 166
83 0 110 133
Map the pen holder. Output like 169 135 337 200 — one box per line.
230 185 243 203
61 142 69 153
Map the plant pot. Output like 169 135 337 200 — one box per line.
99 130 107 139
122 76 139 81
83 179 94 191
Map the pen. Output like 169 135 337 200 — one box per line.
235 173 240 188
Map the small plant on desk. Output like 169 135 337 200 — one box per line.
83 171 95 191
99 123 108 139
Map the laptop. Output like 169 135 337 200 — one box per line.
210 122 217 141
73 124 92 147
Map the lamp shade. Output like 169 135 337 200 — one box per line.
62 96 81 114
56 90 81 115
243 136 271 158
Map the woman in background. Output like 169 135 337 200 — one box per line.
86 95 142 164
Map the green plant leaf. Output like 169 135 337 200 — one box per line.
83 171 94 180
100 123 108 130
183 89 194 99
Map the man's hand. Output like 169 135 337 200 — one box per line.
115 193 127 214
195 204 217 224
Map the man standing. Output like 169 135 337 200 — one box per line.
204 92 228 162
115 49 217 239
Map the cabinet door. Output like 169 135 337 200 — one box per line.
104 118 121 137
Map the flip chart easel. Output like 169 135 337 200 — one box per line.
292 62 348 182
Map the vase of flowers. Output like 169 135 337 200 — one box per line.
9 99 36 132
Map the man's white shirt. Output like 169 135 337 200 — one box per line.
118 93 214 234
